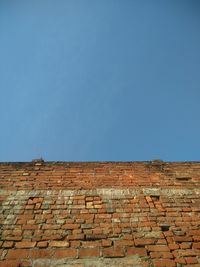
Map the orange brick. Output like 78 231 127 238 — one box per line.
0 260 20 267
81 241 101 247
70 241 81 247
49 241 69 247
67 234 85 240
37 241 48 248
102 239 112 247
168 243 179 250
15 241 36 248
193 242 200 249
175 257 186 264
185 257 198 264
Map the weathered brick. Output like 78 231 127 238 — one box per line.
30 249 53 259
67 234 85 240
54 249 77 259
1 161 200 267
114 240 134 247
147 245 170 252
185 257 198 264
103 247 125 258
81 241 101 247
0 260 21 267
2 241 14 248
193 242 200 249
153 259 176 267
135 238 156 246
15 241 36 248
126 247 147 256
37 241 48 248
79 248 99 258
49 241 69 247
102 239 112 247
7 249 29 259
62 223 80 229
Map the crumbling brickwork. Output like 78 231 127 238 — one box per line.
0 161 200 267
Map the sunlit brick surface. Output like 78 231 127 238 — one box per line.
0 161 200 266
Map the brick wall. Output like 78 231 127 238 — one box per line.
0 161 200 267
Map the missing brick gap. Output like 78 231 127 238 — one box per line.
29 197 35 200
176 177 191 181
161 225 170 232
150 195 160 201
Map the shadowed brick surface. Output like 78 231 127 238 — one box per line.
0 161 200 266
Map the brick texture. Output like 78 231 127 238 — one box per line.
0 161 200 266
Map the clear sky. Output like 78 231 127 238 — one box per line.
0 1 200 162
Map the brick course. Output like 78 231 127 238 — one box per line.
0 161 200 266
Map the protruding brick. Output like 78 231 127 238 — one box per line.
49 241 69 247
15 241 36 248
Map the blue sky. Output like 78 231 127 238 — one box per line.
0 1 200 162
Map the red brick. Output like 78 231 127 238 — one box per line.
151 251 173 259
126 247 147 256
67 234 85 240
135 238 156 246
30 249 53 259
114 240 134 247
103 247 125 258
7 249 29 259
0 260 20 267
54 249 77 259
147 245 170 252
79 248 100 258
